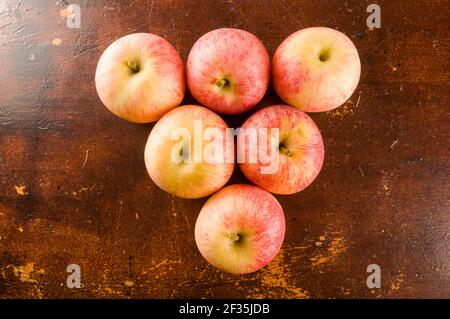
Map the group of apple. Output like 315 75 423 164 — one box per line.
95 27 360 274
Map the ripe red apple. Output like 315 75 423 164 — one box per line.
272 27 361 112
186 28 270 114
95 33 185 123
144 105 234 199
238 105 324 195
195 184 285 274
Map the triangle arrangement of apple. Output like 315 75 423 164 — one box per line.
95 27 360 274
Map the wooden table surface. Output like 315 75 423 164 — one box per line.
0 0 449 299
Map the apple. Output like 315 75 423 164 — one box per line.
195 184 285 274
144 105 234 199
272 27 361 112
95 33 185 123
238 105 324 195
186 28 270 114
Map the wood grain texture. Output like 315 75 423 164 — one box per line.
0 0 449 298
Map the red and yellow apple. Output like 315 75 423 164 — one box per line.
186 28 270 114
144 105 234 199
238 105 324 195
95 33 185 123
195 184 285 274
272 27 360 112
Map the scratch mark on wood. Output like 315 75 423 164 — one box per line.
148 0 154 23
9 31 42 42
82 149 89 167
196 264 210 282
355 92 362 108
74 38 117 57
149 258 181 272
12 24 26 34
381 175 391 195
0 23 11 30
388 272 405 295
390 139 399 150
358 165 365 177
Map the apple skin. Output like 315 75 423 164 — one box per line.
95 33 185 123
144 105 234 199
195 184 285 274
238 105 324 195
186 28 270 114
272 27 361 112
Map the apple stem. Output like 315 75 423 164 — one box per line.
215 78 229 89
279 144 292 156
127 60 140 73
228 233 240 242
319 48 331 62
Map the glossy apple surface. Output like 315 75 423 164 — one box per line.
238 105 324 194
95 33 185 123
195 184 285 274
187 28 270 114
144 105 234 199
272 27 360 112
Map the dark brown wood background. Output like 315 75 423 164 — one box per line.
0 0 449 299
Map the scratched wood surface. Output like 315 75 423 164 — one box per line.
0 0 449 299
